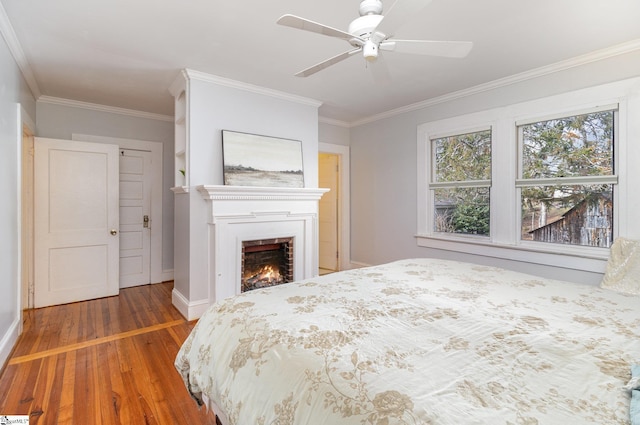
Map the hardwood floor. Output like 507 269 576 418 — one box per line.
0 282 217 425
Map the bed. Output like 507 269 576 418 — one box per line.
175 257 640 424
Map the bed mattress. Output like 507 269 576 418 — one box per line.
176 258 640 424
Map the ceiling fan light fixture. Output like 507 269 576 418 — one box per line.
363 40 379 61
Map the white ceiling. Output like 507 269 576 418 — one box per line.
2 0 640 124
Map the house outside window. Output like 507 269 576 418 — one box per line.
516 108 617 247
430 129 491 236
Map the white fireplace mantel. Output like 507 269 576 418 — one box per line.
198 185 328 303
198 185 328 202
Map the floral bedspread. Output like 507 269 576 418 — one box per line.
175 259 640 424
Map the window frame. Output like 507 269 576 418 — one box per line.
416 79 634 273
428 126 492 238
515 106 619 249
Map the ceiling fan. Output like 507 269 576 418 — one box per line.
276 0 473 77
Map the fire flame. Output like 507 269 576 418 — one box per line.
253 265 281 283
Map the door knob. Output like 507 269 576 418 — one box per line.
110 229 118 235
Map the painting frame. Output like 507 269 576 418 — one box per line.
222 130 305 188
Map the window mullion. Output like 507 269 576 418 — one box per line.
429 179 491 189
516 175 618 187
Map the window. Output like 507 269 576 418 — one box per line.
517 108 617 247
417 77 637 272
429 129 491 236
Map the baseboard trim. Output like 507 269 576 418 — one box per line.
349 261 371 269
0 316 21 371
171 289 209 321
161 269 174 282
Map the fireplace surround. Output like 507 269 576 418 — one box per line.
198 185 328 303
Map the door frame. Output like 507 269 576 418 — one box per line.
21 120 35 309
20 106 36 310
72 134 164 284
319 143 350 271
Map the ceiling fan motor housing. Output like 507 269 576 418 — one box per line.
359 0 383 16
348 14 384 41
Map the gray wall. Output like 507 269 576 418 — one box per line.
36 102 175 271
0 30 36 367
349 49 640 283
319 120 350 146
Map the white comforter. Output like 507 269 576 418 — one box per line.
175 259 640 424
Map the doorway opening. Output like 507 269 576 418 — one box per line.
318 143 350 274
318 153 339 274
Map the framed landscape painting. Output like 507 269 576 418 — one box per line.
222 130 304 188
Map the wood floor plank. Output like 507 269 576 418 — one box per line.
57 350 76 424
95 345 116 425
49 354 67 424
32 355 60 423
105 340 127 425
119 336 161 425
0 282 217 424
0 362 31 415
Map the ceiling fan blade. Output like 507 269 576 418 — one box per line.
373 0 433 40
277 14 359 42
381 40 473 58
295 48 361 77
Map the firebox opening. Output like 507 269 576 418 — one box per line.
241 238 293 292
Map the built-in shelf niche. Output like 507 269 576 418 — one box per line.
174 88 188 187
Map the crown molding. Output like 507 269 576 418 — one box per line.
168 69 189 97
37 96 174 122
351 38 640 127
318 116 351 128
0 1 41 99
184 68 323 109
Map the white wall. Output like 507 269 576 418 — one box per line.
0 29 36 368
172 71 321 317
188 76 321 187
349 49 640 283
35 101 175 272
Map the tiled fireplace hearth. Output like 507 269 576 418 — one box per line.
198 185 328 303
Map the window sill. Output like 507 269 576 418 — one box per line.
415 234 609 274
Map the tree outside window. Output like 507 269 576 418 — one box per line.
430 129 491 236
518 110 616 247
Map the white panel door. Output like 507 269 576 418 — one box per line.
318 153 339 271
34 138 119 308
119 149 152 288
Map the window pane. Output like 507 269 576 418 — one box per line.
521 185 612 247
433 130 491 182
434 188 490 236
521 110 614 179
